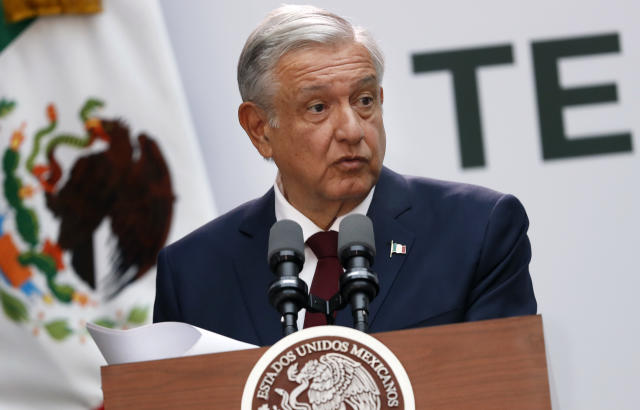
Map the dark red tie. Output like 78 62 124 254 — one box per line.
303 230 342 328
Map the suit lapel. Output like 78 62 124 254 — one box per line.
233 189 282 345
335 167 415 328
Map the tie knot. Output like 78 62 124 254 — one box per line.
306 230 338 259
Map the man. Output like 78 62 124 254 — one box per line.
153 5 536 346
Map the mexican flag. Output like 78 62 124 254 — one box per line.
389 241 406 257
0 1 216 408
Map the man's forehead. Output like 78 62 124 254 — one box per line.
275 43 377 91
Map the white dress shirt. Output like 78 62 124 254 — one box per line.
273 177 375 330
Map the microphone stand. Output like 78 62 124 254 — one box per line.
267 249 307 337
338 244 379 332
267 215 379 336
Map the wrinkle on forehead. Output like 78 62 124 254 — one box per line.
275 43 377 90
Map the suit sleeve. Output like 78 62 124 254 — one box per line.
464 194 537 321
153 248 181 323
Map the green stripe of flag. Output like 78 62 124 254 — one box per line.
0 0 35 54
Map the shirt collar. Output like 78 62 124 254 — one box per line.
274 175 375 242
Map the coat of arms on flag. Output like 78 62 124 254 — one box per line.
0 97 174 339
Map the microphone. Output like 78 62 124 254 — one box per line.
266 219 308 337
338 214 379 332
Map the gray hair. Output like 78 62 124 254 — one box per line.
237 5 384 120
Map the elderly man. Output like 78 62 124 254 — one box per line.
153 5 536 346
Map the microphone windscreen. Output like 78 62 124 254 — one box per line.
338 214 376 257
268 219 305 262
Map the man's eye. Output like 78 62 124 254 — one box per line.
359 96 374 106
308 103 326 113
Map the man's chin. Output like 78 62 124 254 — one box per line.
326 179 376 202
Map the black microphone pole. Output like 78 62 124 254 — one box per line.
338 214 379 333
266 219 308 337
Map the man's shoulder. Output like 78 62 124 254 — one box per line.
379 167 527 226
383 167 508 207
411 175 505 207
164 188 274 256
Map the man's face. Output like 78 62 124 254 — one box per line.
264 42 386 211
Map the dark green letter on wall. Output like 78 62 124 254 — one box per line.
532 33 632 160
412 45 513 168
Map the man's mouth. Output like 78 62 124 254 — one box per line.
335 156 368 171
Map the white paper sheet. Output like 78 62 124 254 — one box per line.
87 321 257 365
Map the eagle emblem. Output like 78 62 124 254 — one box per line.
0 97 174 341
270 352 380 410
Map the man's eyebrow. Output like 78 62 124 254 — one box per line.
299 84 328 94
357 75 377 87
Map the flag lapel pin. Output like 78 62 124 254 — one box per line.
389 240 407 258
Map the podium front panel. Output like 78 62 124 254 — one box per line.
102 315 550 409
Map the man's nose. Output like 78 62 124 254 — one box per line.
334 103 364 144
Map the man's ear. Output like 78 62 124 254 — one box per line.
238 102 273 159
380 86 384 105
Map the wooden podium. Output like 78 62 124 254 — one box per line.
101 315 551 409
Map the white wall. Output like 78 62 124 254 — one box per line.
158 1 640 408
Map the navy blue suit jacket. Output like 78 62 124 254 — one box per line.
153 167 536 346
